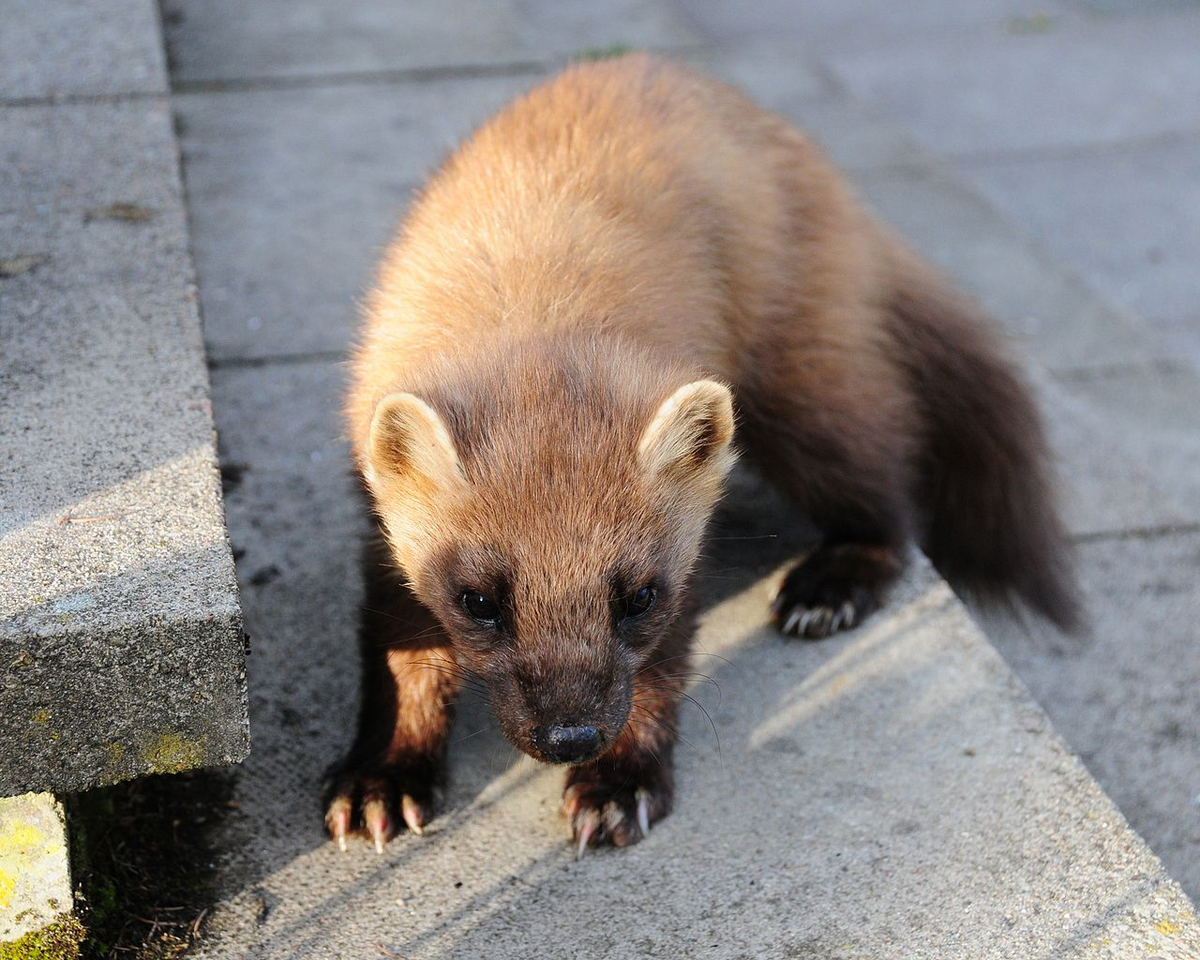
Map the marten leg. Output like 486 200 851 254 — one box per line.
562 638 689 851
323 532 460 851
738 336 916 640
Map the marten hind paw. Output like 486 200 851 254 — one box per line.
322 757 440 854
562 768 672 856
769 543 903 640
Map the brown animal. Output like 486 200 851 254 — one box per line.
325 53 1078 853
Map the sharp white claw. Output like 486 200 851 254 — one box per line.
798 610 815 635
782 608 803 634
635 789 651 838
374 834 385 855
336 833 347 853
575 811 599 859
401 795 425 836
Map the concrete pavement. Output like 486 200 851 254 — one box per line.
0 0 247 798
114 0 1200 954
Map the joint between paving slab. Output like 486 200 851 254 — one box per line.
0 90 167 109
170 60 550 95
1071 521 1200 546
1049 357 1193 383
166 45 714 98
948 125 1200 168
208 350 348 370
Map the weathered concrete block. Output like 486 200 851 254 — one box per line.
981 529 1200 901
0 793 82 957
0 98 248 795
0 0 166 101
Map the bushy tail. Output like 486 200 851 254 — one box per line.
881 238 1081 632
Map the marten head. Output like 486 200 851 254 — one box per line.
361 338 735 764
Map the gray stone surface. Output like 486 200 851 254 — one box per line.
981 530 1200 901
1058 367 1200 518
0 98 247 795
957 137 1200 374
195 362 1199 958
1033 372 1193 537
826 10 1200 155
853 166 1171 373
0 0 165 101
163 0 700 85
177 74 539 361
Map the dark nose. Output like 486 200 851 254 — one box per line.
535 724 603 763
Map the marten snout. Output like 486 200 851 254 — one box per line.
531 724 605 764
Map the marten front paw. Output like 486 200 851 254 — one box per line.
770 543 903 639
322 755 440 853
562 764 672 855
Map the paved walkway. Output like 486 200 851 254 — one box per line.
156 0 1199 954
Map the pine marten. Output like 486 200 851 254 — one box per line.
324 53 1079 854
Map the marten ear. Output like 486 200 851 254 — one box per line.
638 380 736 481
366 392 466 497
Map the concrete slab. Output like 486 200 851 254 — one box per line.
162 0 700 85
980 529 1200 902
852 165 1171 373
176 75 540 361
826 11 1200 155
0 99 247 795
0 794 74 946
1033 371 1193 537
189 359 1200 958
1056 366 1200 519
0 0 165 101
956 137 1200 374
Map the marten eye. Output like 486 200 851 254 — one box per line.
621 584 657 622
460 590 501 626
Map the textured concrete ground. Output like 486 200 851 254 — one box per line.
156 0 1200 953
0 0 247 798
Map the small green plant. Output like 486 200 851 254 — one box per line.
0 916 86 960
577 43 634 61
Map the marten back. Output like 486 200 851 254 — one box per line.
349 53 1078 631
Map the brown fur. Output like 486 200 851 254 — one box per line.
327 54 1079 850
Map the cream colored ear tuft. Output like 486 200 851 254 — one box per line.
638 380 736 479
366 392 465 495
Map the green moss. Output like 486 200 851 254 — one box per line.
102 742 125 768
0 915 85 960
577 43 634 61
138 733 206 774
30 710 50 726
